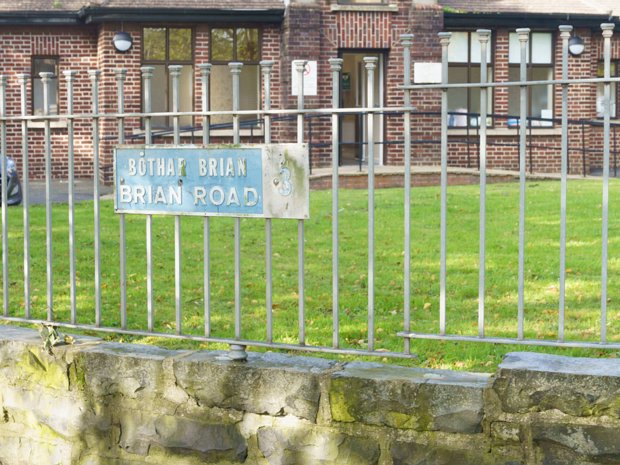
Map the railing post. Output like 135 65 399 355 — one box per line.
169 64 183 336
517 28 530 340
580 120 587 177
329 57 343 349
41 70 54 321
141 65 155 332
477 29 491 338
614 125 618 178
0 75 8 317
115 68 127 329
294 59 307 346
17 74 30 318
89 69 102 327
261 59 275 344
401 33 414 354
438 32 451 336
600 22 615 343
64 70 78 324
364 56 378 351
228 61 247 361
199 63 212 145
558 25 572 342
199 63 212 337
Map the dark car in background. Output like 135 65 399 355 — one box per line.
1 157 22 206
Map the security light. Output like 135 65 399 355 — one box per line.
112 31 133 53
568 35 585 56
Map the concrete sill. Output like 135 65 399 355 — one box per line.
27 120 68 129
330 4 399 12
131 128 264 139
448 127 562 137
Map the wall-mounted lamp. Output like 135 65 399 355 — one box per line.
568 35 585 56
112 31 133 53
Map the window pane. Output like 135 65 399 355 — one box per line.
169 28 192 61
144 28 166 61
237 28 259 62
338 0 387 3
597 62 618 118
211 64 260 127
34 83 59 115
531 67 553 124
447 67 468 126
151 64 167 127
33 58 57 76
33 58 58 116
470 31 492 64
597 83 617 117
468 67 492 126
507 67 520 119
167 65 193 127
448 32 468 63
211 28 234 62
239 64 259 123
531 33 552 64
597 62 618 77
211 65 233 125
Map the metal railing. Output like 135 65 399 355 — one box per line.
400 23 620 349
0 23 619 361
0 58 412 360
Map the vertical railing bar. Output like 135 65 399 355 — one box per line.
600 23 615 343
261 60 275 343
613 125 617 178
401 34 413 354
141 66 155 332
438 32 451 336
199 63 212 337
169 65 183 336
364 56 377 352
115 68 127 330
229 62 243 341
89 70 102 327
581 121 587 177
294 60 307 346
517 29 530 340
0 75 8 316
329 58 343 348
528 122 533 173
18 74 30 318
64 70 77 324
477 29 491 338
41 71 54 321
558 25 572 342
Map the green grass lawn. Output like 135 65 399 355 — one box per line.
2 178 620 372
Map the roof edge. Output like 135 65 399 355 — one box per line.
0 11 81 26
444 11 620 29
79 7 285 24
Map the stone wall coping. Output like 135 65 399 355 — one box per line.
333 361 492 387
499 351 620 378
179 349 339 372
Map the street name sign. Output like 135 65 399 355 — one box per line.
114 144 309 219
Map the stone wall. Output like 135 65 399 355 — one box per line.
1 325 619 465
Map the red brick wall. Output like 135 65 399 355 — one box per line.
445 26 620 175
279 1 444 168
0 26 97 180
0 11 618 182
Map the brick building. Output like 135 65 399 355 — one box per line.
0 0 619 181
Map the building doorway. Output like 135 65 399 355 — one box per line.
339 51 384 166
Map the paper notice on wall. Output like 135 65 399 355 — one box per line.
413 63 442 84
291 60 318 96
